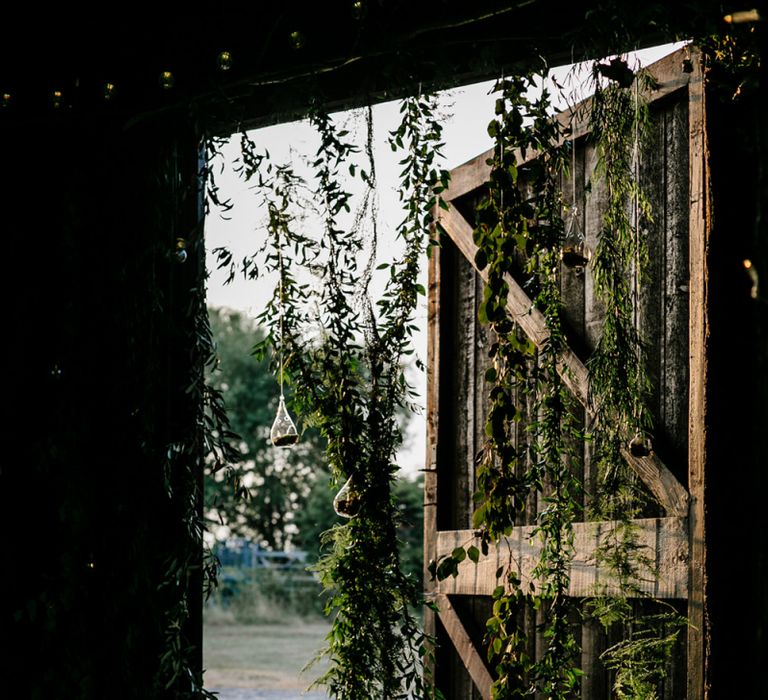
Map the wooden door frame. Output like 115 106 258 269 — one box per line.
424 46 709 699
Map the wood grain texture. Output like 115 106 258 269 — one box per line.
685 48 708 700
442 49 696 204
423 212 441 648
435 518 689 600
437 203 689 517
434 594 493 700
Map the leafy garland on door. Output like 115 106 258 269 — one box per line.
431 57 690 698
201 64 681 699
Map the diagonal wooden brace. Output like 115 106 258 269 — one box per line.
433 593 493 699
437 203 689 518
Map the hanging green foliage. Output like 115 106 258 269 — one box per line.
584 65 689 697
207 92 449 698
431 55 693 699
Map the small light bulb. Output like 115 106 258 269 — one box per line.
103 82 116 100
174 237 187 263
724 9 761 24
159 71 175 90
744 259 759 299
52 90 63 108
217 51 233 71
2 93 11 108
289 31 304 50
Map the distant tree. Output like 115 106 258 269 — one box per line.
293 469 424 582
205 306 325 550
205 306 423 565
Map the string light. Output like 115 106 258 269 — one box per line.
159 71 175 90
289 31 304 49
217 51 233 71
103 82 116 100
51 90 63 108
723 9 761 24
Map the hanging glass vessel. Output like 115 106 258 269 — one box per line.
333 475 362 518
628 432 653 457
561 205 590 272
270 396 299 447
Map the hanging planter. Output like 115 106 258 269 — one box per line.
270 395 299 447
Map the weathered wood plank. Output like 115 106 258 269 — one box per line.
442 49 698 204
435 518 688 599
619 446 689 518
639 104 666 438
434 593 493 700
437 202 689 518
423 212 441 650
437 203 589 405
664 96 691 469
686 49 708 700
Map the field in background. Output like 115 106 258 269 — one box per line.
204 621 329 692
203 569 330 696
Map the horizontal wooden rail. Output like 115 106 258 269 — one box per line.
436 203 689 518
435 517 689 599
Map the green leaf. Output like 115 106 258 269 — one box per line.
472 504 487 529
452 547 466 563
478 301 489 324
467 546 480 563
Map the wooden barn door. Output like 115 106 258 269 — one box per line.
424 47 708 699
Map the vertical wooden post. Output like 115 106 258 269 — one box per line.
686 48 709 700
424 210 441 677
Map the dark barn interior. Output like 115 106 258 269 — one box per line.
3 2 767 698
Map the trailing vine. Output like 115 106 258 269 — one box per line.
585 64 688 698
209 91 449 698
431 55 692 699
451 66 583 697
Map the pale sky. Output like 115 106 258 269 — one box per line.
204 42 686 477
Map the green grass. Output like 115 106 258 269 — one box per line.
203 621 331 690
